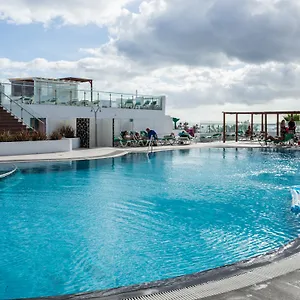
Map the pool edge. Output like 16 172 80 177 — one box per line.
29 236 300 300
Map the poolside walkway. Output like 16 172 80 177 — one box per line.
0 141 264 163
204 269 300 300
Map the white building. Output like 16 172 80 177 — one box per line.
0 77 173 148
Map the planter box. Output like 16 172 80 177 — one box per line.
69 137 80 149
0 139 72 156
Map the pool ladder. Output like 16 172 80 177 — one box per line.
0 165 18 180
148 136 154 153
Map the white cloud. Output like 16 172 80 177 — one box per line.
113 0 300 66
0 0 137 26
2 0 300 123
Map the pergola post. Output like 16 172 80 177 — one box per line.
264 113 268 141
250 113 254 140
235 113 238 142
261 114 264 132
223 112 226 143
276 113 279 137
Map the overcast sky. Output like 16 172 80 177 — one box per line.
1 0 300 122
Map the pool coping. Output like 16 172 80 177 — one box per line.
0 141 278 164
28 236 300 299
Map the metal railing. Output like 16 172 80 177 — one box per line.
0 82 164 111
0 89 45 132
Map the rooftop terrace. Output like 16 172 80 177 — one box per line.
0 78 164 110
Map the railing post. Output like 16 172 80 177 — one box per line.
22 82 24 102
54 89 57 105
69 90 72 105
223 112 226 143
264 113 268 142
0 83 2 105
121 95 123 108
235 113 238 142
21 108 23 121
276 113 279 137
109 93 112 107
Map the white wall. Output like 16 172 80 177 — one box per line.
23 104 166 120
98 119 113 147
46 119 76 136
21 104 170 136
71 138 80 149
0 139 72 156
89 118 96 148
130 116 173 136
7 104 173 147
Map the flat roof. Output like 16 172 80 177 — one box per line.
8 77 92 83
59 77 93 83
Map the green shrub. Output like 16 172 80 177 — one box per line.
13 131 31 141
49 130 62 140
58 125 75 138
31 131 47 141
0 130 49 142
0 131 14 142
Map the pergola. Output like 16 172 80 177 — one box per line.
222 110 300 143
59 77 93 101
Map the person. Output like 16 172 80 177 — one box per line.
280 120 287 138
288 118 296 134
179 130 192 139
178 130 192 144
121 131 131 140
146 128 158 144
245 125 251 138
266 120 287 142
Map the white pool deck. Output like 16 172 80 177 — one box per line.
0 141 272 163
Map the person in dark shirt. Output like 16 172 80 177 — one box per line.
146 128 158 145
288 118 296 133
146 128 158 139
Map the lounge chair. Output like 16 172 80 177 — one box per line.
114 136 132 147
160 135 176 145
124 99 134 108
135 99 142 109
260 133 295 147
178 136 191 144
141 100 150 109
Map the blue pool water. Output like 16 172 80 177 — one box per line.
1 148 300 299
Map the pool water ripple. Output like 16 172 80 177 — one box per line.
1 148 300 299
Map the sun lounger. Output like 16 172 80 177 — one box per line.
260 133 295 147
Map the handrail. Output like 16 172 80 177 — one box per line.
0 91 45 130
0 165 18 179
148 136 154 153
0 81 164 99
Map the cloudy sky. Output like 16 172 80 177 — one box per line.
1 0 300 122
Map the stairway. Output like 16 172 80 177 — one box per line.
0 106 27 133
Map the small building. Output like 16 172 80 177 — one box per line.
0 77 172 148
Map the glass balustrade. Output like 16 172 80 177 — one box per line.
1 82 164 111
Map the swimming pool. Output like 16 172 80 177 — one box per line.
1 148 300 299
